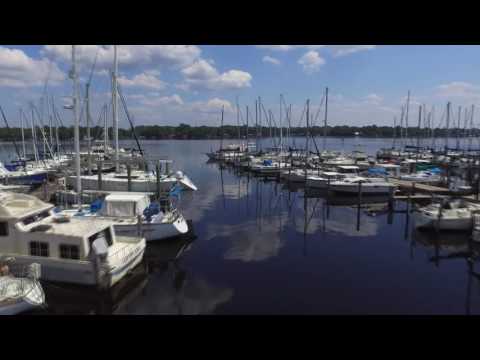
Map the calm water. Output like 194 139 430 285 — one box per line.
1 137 480 315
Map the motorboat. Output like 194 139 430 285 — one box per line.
306 171 346 189
0 260 45 315
414 198 480 231
399 170 442 185
329 176 397 195
0 192 146 288
0 162 48 186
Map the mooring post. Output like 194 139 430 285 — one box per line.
387 186 394 225
97 160 103 191
165 161 170 175
127 164 132 192
43 179 48 201
357 181 363 231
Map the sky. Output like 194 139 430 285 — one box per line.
1 45 480 128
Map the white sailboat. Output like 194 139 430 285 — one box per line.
60 192 190 242
69 45 197 193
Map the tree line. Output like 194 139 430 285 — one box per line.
0 124 478 142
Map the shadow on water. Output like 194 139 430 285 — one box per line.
35 236 197 315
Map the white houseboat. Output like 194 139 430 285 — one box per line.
0 192 146 288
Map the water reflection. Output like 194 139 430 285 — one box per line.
412 229 480 315
117 238 234 315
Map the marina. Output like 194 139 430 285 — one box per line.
2 44 480 315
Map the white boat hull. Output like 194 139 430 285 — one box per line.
330 183 395 195
0 278 45 315
114 217 189 242
68 174 197 192
413 212 473 231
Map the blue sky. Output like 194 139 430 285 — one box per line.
0 45 479 128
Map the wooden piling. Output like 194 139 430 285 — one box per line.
357 181 363 231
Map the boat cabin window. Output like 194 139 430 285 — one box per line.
0 222 8 236
30 241 49 257
88 228 113 252
59 244 80 260
22 211 50 226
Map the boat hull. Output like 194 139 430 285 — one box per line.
330 184 395 195
114 217 189 242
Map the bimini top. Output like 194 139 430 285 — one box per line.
102 192 150 217
0 192 52 219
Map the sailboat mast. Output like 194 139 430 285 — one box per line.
104 103 108 154
457 106 461 149
446 102 451 150
72 45 82 206
469 105 475 150
323 87 329 151
246 105 249 146
405 91 410 146
86 83 92 175
20 109 26 159
280 94 283 153
258 96 262 151
113 45 119 173
306 99 310 165
220 106 224 151
31 109 38 163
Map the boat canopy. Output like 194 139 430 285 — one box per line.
367 168 388 176
101 193 150 217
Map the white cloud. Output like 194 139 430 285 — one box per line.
298 51 326 74
257 45 375 57
191 98 234 113
262 55 281 66
118 72 167 90
42 45 202 71
256 45 326 51
328 45 376 57
180 59 252 90
435 81 480 102
140 94 184 107
0 46 65 87
364 93 383 105
256 45 297 51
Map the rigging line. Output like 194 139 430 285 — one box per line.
311 94 326 126
117 82 144 157
30 103 55 160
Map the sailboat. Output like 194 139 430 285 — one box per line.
68 45 198 192
60 192 190 242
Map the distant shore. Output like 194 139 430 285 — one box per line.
0 124 476 142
